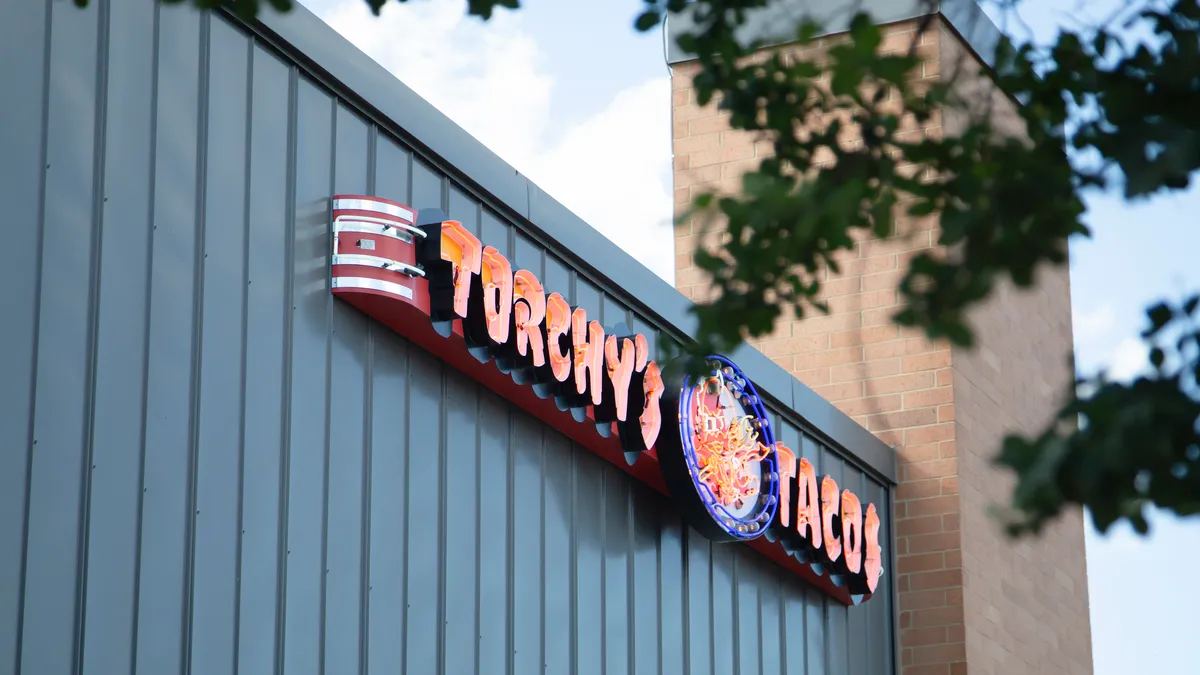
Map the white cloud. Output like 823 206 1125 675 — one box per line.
1107 337 1149 382
318 0 553 171
312 0 676 284
1072 303 1152 383
525 78 676 282
1074 304 1115 345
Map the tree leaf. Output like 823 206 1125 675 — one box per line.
634 10 660 32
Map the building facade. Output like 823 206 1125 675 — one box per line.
667 2 1093 674
0 2 918 675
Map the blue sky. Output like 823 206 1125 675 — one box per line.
306 0 1200 671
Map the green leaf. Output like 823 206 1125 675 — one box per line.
1150 347 1165 368
942 321 974 348
466 0 519 20
634 10 660 32
1144 303 1174 337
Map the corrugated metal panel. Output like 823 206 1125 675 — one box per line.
0 1 896 674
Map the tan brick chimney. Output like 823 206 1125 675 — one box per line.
670 12 1093 675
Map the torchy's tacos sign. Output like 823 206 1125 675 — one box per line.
329 195 885 604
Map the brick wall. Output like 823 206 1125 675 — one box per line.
939 22 1094 675
952 274 1092 675
670 13 1091 675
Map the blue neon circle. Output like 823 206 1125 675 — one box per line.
677 355 780 540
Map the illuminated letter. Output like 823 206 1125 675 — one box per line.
863 503 883 594
480 246 513 344
512 270 546 366
571 308 605 406
821 476 842 563
795 458 821 549
615 335 656 452
634 334 649 371
774 442 796 528
545 293 571 383
603 336 636 421
640 360 663 449
440 221 481 319
840 490 863 575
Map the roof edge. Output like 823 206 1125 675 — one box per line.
664 0 1003 68
237 1 897 484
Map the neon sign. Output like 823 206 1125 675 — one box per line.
658 357 884 595
329 195 884 602
658 356 781 542
329 195 664 452
418 215 667 453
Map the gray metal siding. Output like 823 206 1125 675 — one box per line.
0 1 895 674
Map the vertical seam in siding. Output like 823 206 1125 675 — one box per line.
708 540 714 675
505 412 515 675
843 579 849 673
441 163 450 211
539 428 547 675
507 212 515 259
128 3 162 672
181 12 213 675
731 554 740 675
757 561 764 675
399 346 411 672
358 318 373 675
274 62 300 675
473 386 482 675
680 528 689 675
599 467 606 675
781 572 789 675
14 0 56 669
358 125 376 675
318 94 336 675
524 177 531 223
626 483 634 675
568 446 577 675
404 147 413 204
820 448 829 675
398 167 417 675
655 507 662 675
231 34 255 675
858 475 869 675
366 125 376 195
472 384 482 672
437 171 450 675
539 241 550 675
74 0 113 667
804 582 812 675
777 571 786 675
801 580 809 675
436 363 448 675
